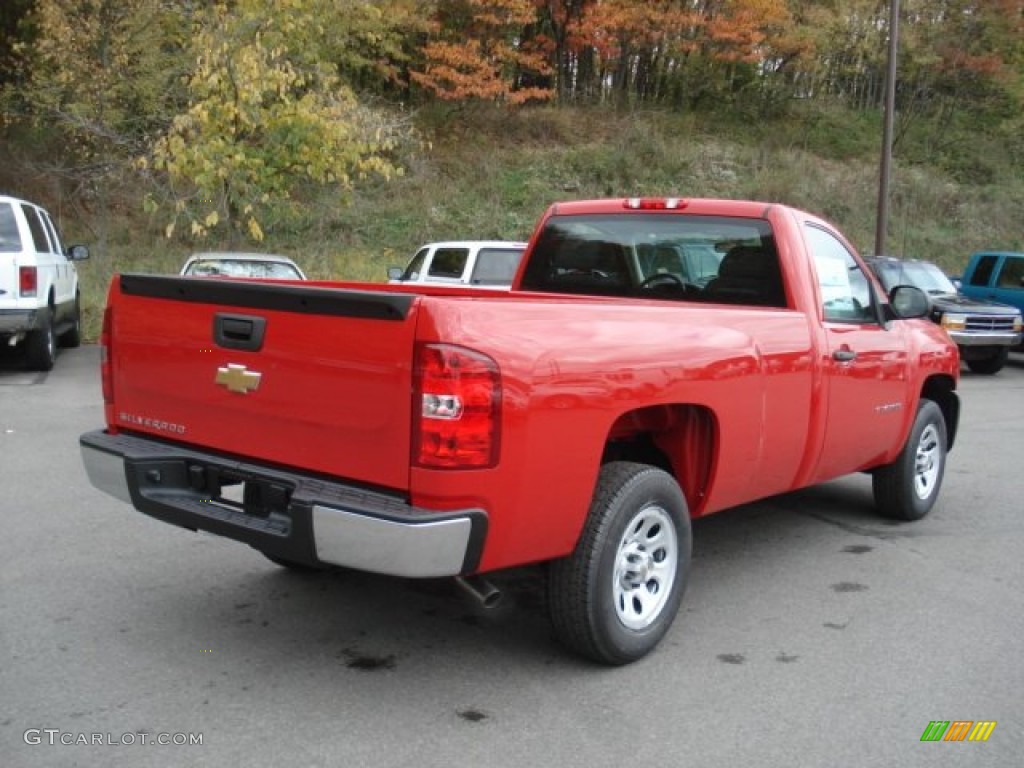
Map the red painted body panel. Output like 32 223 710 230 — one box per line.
107 281 419 491
101 198 960 574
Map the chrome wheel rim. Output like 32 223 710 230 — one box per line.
612 504 678 631
913 423 942 500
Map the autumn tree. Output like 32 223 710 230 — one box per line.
147 0 412 242
899 0 1024 114
411 0 555 103
533 0 595 101
531 0 804 108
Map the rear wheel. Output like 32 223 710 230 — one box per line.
872 399 947 521
965 347 1007 375
548 461 691 665
25 308 56 371
59 294 82 348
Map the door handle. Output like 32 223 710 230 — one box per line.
833 348 857 363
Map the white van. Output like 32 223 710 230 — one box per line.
0 194 89 370
388 241 527 289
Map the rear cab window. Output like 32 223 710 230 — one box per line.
519 212 787 308
470 247 524 285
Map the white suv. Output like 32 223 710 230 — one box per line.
388 241 527 289
0 194 89 370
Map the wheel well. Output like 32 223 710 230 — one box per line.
921 375 959 450
602 404 716 514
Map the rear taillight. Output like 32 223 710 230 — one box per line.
413 343 500 469
19 266 37 297
100 305 114 406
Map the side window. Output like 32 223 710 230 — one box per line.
428 248 469 279
804 224 876 324
996 256 1024 290
470 248 524 285
401 248 429 281
0 203 22 252
20 204 52 254
39 210 63 255
968 255 997 287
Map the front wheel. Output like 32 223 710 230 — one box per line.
548 462 691 665
872 399 947 521
965 347 1008 375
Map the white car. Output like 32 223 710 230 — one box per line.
181 252 307 280
388 241 527 288
0 194 89 370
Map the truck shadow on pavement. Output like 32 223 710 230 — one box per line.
119 474 900 675
0 343 51 381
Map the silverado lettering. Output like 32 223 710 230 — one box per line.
80 197 960 665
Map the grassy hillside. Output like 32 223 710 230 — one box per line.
5 103 1023 341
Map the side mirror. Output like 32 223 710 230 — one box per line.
888 285 929 319
387 267 403 281
66 244 90 261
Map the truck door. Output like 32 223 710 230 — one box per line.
804 224 910 481
989 255 1024 309
964 253 1000 298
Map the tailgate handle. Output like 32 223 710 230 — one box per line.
214 313 266 351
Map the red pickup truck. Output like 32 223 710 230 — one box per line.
80 198 960 665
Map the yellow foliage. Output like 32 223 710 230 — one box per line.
247 217 264 242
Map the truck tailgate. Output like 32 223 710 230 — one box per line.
108 274 418 491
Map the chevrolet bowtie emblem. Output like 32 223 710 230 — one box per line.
215 363 262 394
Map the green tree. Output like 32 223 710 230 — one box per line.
7 0 188 175
0 0 33 87
147 0 412 241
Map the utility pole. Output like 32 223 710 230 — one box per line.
874 0 901 256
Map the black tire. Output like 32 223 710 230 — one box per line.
872 399 947 521
548 461 691 665
25 308 56 371
59 294 82 348
965 348 1007 375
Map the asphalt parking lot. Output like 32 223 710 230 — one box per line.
2 345 1022 767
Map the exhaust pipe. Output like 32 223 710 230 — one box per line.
454 575 504 610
